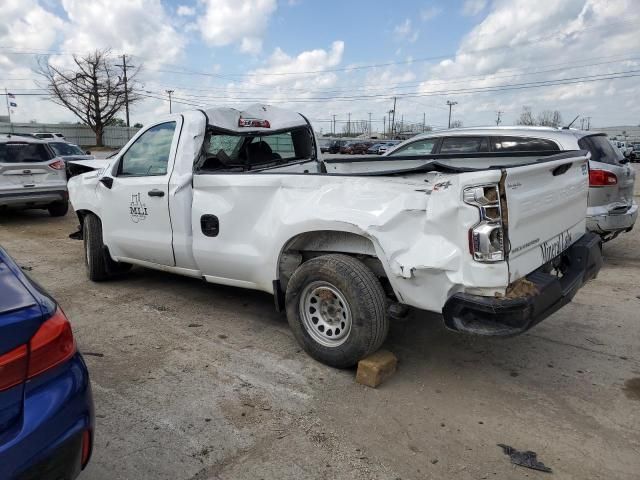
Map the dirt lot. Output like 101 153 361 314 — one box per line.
1 166 639 480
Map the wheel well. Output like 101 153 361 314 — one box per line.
277 231 389 294
73 209 98 239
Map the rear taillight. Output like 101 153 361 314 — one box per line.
464 184 505 262
0 345 28 392
81 429 92 468
49 159 66 170
28 308 76 378
0 309 76 391
589 169 617 186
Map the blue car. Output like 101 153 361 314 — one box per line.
0 246 94 479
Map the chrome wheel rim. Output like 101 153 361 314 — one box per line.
299 281 352 348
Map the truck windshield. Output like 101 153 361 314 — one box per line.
201 126 315 171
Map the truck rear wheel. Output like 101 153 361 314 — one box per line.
83 213 131 281
285 254 389 368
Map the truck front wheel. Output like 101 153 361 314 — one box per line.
285 254 389 368
83 213 131 281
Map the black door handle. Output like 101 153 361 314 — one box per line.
148 189 165 197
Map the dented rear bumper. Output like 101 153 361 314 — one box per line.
442 233 602 336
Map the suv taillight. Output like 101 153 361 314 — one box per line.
49 159 66 170
464 184 505 262
589 169 617 186
0 308 76 392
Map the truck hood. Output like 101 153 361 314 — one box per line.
68 159 111 170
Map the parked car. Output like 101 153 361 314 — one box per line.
319 139 331 154
46 141 94 163
339 141 356 154
350 142 372 155
33 132 66 140
377 141 400 155
0 134 69 217
366 143 385 154
67 104 601 368
630 143 640 162
327 140 346 154
0 246 94 479
386 127 637 241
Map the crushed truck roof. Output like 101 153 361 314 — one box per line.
204 103 309 132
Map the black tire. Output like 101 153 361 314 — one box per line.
48 201 69 217
285 254 389 368
83 214 131 281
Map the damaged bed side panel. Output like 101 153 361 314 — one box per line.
190 169 508 313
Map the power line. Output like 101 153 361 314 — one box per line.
3 18 626 79
148 19 638 78
144 69 640 104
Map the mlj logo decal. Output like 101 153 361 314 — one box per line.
129 193 148 223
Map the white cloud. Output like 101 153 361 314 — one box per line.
242 40 344 89
420 6 442 21
60 0 185 68
462 0 488 16
393 19 419 43
176 5 196 16
197 0 277 54
416 0 640 127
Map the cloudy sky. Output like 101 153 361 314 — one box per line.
1 0 639 133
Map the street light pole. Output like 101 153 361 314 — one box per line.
446 100 458 129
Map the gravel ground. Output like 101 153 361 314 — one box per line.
0 165 639 480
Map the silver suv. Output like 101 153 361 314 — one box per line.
385 126 637 241
0 134 69 217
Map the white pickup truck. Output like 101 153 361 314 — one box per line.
68 104 602 367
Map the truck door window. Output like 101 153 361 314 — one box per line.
119 122 176 176
388 138 437 156
440 137 488 153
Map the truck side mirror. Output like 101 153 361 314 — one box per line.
100 177 114 189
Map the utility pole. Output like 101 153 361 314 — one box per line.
390 97 397 138
495 110 503 126
116 55 135 127
165 90 174 114
383 116 386 138
347 112 351 136
446 100 458 129
368 112 372 137
423 112 426 132
4 88 11 125
400 114 404 135
332 114 336 136
585 116 591 130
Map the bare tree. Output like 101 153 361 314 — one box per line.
517 106 535 126
450 120 463 128
538 110 563 127
37 49 141 146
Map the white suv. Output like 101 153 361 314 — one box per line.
386 127 637 241
0 134 69 216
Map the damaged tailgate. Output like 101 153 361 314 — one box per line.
504 151 590 282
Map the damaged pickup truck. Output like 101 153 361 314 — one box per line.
67 104 602 367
